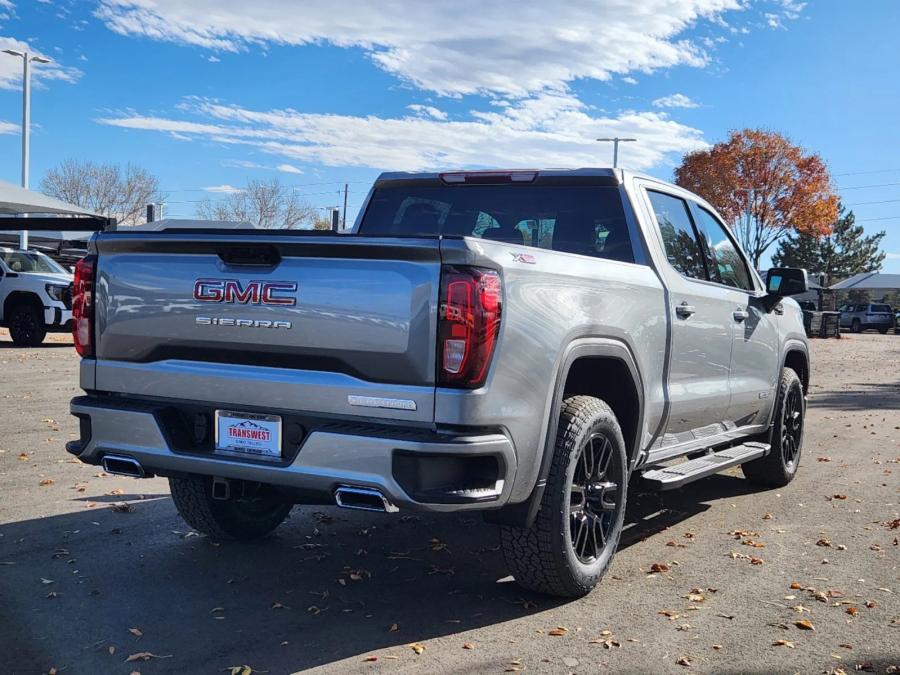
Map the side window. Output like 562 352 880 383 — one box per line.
647 190 706 280
691 207 754 291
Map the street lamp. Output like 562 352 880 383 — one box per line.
596 137 636 169
3 49 52 249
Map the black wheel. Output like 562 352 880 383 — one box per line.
878 328 889 334
500 396 627 597
742 368 804 487
851 318 861 333
169 475 292 540
8 303 46 347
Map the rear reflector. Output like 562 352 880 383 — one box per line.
438 266 502 388
72 254 96 357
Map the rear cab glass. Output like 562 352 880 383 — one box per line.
358 185 637 263
870 304 891 313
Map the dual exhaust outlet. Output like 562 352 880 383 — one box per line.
100 455 397 514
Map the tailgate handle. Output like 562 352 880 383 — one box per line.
217 245 281 266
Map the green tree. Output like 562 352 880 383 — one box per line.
771 205 885 287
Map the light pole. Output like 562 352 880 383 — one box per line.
596 137 636 168
3 49 52 250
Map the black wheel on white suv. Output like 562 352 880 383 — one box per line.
8 302 46 347
169 475 293 540
500 395 627 597
742 367 804 487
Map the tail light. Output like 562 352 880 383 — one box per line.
438 265 502 388
72 255 97 357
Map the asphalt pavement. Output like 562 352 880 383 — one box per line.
1 330 898 674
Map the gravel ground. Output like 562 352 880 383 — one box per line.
0 329 898 674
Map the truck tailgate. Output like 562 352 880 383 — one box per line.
90 233 440 422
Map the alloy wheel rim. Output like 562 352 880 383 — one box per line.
569 432 620 564
781 386 803 468
12 311 36 342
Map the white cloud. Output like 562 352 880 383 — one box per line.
207 55 220 63
98 93 708 172
95 0 744 97
622 76 638 85
202 184 243 194
885 252 900 260
652 93 700 109
407 104 448 121
0 37 82 90
0 118 17 134
275 163 302 174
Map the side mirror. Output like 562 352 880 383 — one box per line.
766 267 808 297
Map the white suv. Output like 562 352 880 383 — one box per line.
0 248 73 346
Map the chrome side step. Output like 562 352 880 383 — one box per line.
640 442 770 491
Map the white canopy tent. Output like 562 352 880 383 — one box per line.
0 179 99 217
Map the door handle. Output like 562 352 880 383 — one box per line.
733 308 749 322
676 302 696 319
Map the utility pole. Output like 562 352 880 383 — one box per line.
596 137 636 168
3 49 51 250
341 183 349 231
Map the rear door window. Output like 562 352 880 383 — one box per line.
359 185 636 263
646 190 707 280
870 304 891 313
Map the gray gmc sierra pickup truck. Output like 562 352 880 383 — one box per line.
67 168 810 597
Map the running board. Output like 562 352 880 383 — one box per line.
640 442 770 490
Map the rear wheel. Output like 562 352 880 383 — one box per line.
742 368 804 487
878 328 889 334
8 303 46 346
169 475 293 540
500 396 627 597
851 318 862 333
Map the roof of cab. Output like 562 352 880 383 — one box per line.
375 167 621 184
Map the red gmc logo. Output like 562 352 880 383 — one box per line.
193 279 297 306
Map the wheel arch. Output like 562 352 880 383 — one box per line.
782 342 809 394
485 337 645 528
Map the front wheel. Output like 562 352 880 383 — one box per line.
500 396 628 597
742 368 804 487
8 303 46 346
169 475 293 540
851 318 862 333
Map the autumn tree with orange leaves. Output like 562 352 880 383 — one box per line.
674 129 838 268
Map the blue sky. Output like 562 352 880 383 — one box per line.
1 0 898 270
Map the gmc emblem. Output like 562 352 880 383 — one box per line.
193 279 297 306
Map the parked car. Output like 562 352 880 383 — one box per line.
66 169 810 597
838 302 894 333
0 247 73 346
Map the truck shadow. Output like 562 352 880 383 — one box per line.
0 473 766 674
808 380 900 411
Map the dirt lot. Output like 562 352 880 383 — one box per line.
1 330 898 674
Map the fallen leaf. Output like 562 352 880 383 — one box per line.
649 562 670 573
18 452 29 461
409 643 426 655
790 582 803 589
362 656 378 663
108 646 116 655
463 643 474 650
388 623 399 632
773 639 795 648
228 667 253 675
39 479 54 486
816 539 832 547
794 619 815 631
548 627 568 636
676 655 691 667
125 652 171 663
846 606 858 616
129 628 143 637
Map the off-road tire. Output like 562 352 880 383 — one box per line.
499 396 627 597
878 328 889 334
8 303 46 347
169 475 292 540
742 368 804 487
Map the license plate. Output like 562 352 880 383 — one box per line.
214 410 282 461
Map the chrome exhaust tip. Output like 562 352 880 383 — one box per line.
100 454 145 478
334 486 398 513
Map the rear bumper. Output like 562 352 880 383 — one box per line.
68 395 517 513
